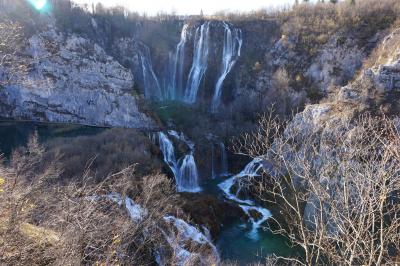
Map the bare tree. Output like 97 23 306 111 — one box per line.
0 15 27 84
0 133 216 265
235 113 400 265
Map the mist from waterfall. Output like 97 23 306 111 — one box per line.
166 24 190 100
157 131 201 192
211 22 243 112
139 44 163 100
184 22 211 104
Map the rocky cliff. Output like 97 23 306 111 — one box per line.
260 25 400 228
0 22 155 129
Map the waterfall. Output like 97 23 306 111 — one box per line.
157 131 201 192
158 132 179 179
163 216 220 265
95 194 218 265
178 154 200 192
139 44 163 100
166 24 190 100
211 142 229 178
240 205 272 239
218 158 272 239
211 22 243 112
184 22 211 104
211 144 216 179
220 142 229 176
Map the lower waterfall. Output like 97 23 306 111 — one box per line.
95 193 219 265
218 157 272 239
157 131 201 192
219 142 229 176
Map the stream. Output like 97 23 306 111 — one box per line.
0 121 292 265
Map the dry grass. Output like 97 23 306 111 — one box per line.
0 133 209 265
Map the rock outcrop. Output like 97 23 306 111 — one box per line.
262 26 400 228
0 25 155 129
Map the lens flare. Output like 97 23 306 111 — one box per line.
29 0 47 10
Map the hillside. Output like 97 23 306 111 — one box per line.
0 0 400 265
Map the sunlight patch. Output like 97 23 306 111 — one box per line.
28 0 47 11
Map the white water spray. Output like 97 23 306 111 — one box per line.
157 131 201 192
167 24 190 100
218 157 272 239
211 22 243 112
163 216 220 265
184 22 211 104
95 194 218 265
139 44 163 100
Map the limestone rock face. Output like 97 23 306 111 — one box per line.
264 27 400 229
0 27 155 129
306 34 365 94
370 29 400 91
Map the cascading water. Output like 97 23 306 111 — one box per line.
211 144 216 179
220 142 229 176
157 131 201 192
158 132 179 178
96 193 219 265
184 22 211 104
163 216 220 265
178 154 200 191
211 22 243 112
166 24 190 100
139 44 163 100
218 157 272 239
211 142 230 178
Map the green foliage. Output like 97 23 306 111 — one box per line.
154 101 204 129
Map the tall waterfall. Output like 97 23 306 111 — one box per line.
157 131 201 192
184 22 211 104
211 23 243 112
166 24 190 100
139 44 163 100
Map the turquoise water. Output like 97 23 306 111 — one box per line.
201 176 293 264
217 220 292 265
0 121 292 264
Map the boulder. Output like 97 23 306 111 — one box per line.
177 193 246 238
